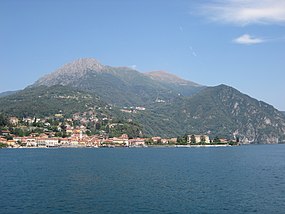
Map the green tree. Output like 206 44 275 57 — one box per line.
156 139 162 144
86 130 92 136
32 117 37 127
213 136 221 143
95 122 101 130
236 136 240 143
12 128 24 137
145 138 154 145
190 135 196 144
0 143 8 148
0 114 9 127
177 135 187 145
6 135 13 140
200 135 206 143
55 132 63 137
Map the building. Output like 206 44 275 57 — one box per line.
6 140 17 147
86 137 100 147
187 135 210 144
9 117 19 125
36 138 47 147
0 137 7 144
112 134 129 146
168 138 177 144
1 130 10 136
151 137 161 143
46 138 59 147
59 138 71 146
129 138 146 147
26 138 37 147
70 138 79 146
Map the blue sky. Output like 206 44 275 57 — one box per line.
1 0 285 110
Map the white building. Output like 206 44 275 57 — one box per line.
26 138 37 147
187 135 210 144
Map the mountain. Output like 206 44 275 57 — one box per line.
131 85 285 143
1 58 285 143
0 90 19 97
33 58 204 106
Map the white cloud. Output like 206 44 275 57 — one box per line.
233 34 264 44
201 0 285 25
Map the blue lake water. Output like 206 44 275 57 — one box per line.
1 145 285 214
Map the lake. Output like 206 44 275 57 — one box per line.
1 145 285 213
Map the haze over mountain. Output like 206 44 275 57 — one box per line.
1 58 285 143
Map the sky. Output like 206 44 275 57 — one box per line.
1 0 285 110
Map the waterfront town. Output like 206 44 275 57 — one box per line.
0 114 237 148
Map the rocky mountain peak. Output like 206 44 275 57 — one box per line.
67 58 104 70
34 58 105 86
51 57 105 75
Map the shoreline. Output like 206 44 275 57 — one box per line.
2 144 236 149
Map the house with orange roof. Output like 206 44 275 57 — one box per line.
0 137 7 144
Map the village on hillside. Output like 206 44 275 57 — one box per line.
0 114 239 148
